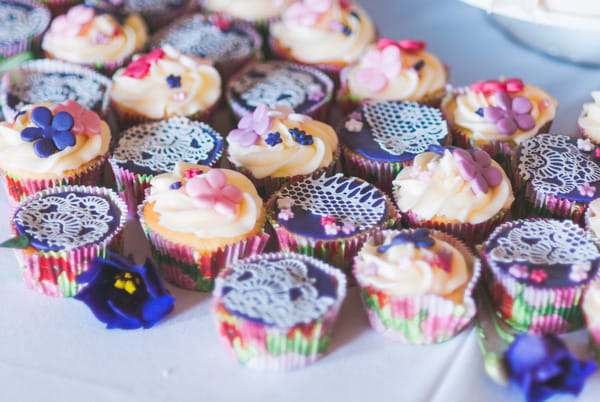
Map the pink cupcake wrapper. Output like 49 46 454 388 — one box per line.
109 161 153 218
518 180 586 223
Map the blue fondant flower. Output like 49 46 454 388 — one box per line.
75 252 175 330
504 333 596 402
166 74 181 88
289 127 313 145
377 228 434 253
265 132 282 147
21 106 75 158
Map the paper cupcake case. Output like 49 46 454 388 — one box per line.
11 185 127 297
109 162 154 218
44 50 137 77
211 252 347 370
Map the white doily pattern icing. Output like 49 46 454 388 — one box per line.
14 193 115 249
125 0 186 13
0 2 47 45
364 101 447 155
280 173 387 231
221 259 335 328
518 134 600 195
489 220 599 266
112 117 220 172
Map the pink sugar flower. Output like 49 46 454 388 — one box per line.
508 264 529 279
278 209 294 221
452 148 503 195
123 49 165 79
355 46 402 92
229 104 271 147
376 38 426 52
52 100 101 136
344 118 363 132
530 269 548 284
470 78 524 94
185 169 243 216
341 221 356 235
50 5 95 37
324 223 340 235
284 0 332 27
578 183 596 198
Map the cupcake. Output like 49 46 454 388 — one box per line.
515 133 600 223
392 146 514 245
587 198 600 244
110 46 222 128
227 61 334 122
151 13 262 83
354 229 480 344
226 104 339 198
1 59 112 121
0 101 111 206
338 38 448 112
269 0 376 81
583 278 600 360
122 0 191 31
338 101 449 195
482 218 600 334
266 172 396 274
4 185 127 297
200 0 292 30
212 252 346 370
41 4 148 75
139 162 270 291
0 0 50 59
109 117 224 215
441 78 557 169
578 91 600 144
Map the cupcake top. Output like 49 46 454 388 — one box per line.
393 146 514 224
343 39 447 102
227 104 338 179
270 0 375 65
445 78 557 145
123 0 188 20
578 91 600 143
111 117 224 176
0 0 50 57
151 14 261 67
271 173 389 240
145 162 263 241
42 5 147 65
110 46 221 120
13 186 126 251
0 101 111 178
354 229 470 299
214 252 345 328
338 101 448 163
1 59 112 121
588 198 600 237
201 0 292 22
227 61 333 118
485 219 600 288
517 134 600 203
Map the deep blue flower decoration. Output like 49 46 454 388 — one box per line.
377 228 434 253
21 106 76 158
166 74 181 89
265 132 282 147
289 127 313 146
504 333 596 402
75 252 175 330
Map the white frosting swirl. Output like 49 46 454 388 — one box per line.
0 103 110 178
269 1 375 65
579 91 600 143
584 279 600 329
42 14 147 64
393 150 514 224
202 0 292 21
588 198 600 238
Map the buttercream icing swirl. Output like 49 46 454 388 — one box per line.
579 91 600 143
201 0 292 21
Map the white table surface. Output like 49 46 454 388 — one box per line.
3 1 600 401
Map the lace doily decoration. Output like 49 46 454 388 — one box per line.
125 0 186 13
363 101 448 155
0 1 48 46
153 17 254 63
220 259 335 327
112 117 222 173
518 134 600 197
280 173 387 231
14 192 117 250
489 220 599 266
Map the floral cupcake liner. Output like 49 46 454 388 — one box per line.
211 252 347 370
109 162 154 218
513 179 586 224
355 230 481 344
0 0 50 59
10 185 127 297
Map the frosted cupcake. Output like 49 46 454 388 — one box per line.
393 146 514 245
4 185 127 297
212 252 346 370
0 100 111 206
338 101 449 195
110 117 224 215
0 0 50 59
354 229 480 344
110 45 222 127
583 279 600 360
578 91 600 144
515 134 600 223
226 104 339 198
201 0 292 28
42 4 148 75
122 0 191 31
482 218 600 334
266 173 396 274
269 0 375 80
338 38 448 112
139 162 269 291
441 78 557 169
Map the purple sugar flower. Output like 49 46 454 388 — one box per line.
21 107 76 158
483 91 535 135
377 228 434 253
452 148 503 195
229 104 272 147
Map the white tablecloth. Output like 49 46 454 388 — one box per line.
2 1 600 401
